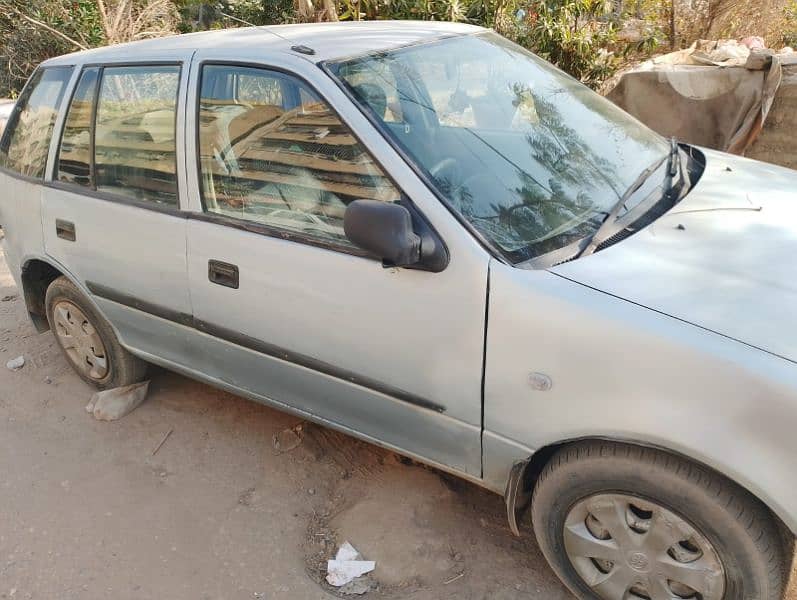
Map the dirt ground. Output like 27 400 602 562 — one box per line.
0 242 573 599
1 242 795 600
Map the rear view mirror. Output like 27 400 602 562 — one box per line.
344 200 421 267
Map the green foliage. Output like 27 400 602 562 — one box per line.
336 0 474 22
175 0 294 32
45 0 104 46
511 0 620 88
0 0 104 96
785 0 797 46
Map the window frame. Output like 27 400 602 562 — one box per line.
51 60 185 217
192 60 447 263
0 65 75 184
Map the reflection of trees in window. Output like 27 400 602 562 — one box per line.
462 85 618 255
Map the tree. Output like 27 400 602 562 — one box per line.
294 0 338 21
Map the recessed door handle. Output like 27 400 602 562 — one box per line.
208 259 239 289
56 219 75 242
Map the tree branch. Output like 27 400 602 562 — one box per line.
12 8 88 50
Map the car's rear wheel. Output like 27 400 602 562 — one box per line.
46 276 147 389
531 441 789 600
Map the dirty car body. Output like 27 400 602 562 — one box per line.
1 21 796 600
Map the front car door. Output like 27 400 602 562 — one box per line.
183 52 489 477
41 54 194 367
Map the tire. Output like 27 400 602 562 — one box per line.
45 276 148 389
531 441 788 600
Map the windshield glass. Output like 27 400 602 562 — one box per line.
329 32 670 263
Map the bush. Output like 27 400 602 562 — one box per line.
0 0 103 97
511 0 620 88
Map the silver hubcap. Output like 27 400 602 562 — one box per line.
53 301 108 381
564 494 725 600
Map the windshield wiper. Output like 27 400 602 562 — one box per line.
576 141 677 258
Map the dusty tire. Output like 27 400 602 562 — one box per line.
531 441 787 600
45 276 147 389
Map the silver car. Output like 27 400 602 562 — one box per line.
0 21 794 600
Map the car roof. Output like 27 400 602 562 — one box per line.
42 21 484 67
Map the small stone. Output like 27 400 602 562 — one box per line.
6 356 24 371
272 424 304 454
308 488 316 496
44 376 52 384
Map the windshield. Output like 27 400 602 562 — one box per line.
328 32 670 263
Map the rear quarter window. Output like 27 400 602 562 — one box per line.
0 66 73 179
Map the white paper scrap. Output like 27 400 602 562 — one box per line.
326 541 376 587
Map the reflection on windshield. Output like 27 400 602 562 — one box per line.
331 32 668 263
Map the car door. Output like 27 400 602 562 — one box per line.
42 59 195 366
184 58 489 477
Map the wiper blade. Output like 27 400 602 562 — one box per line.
577 144 673 258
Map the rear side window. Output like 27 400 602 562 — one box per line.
0 66 72 179
57 67 99 187
94 65 180 205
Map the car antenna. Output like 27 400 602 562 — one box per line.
218 11 256 27
219 12 316 56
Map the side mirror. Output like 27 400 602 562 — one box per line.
344 200 421 267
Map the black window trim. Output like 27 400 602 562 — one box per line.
50 60 185 215
193 59 449 268
0 65 75 185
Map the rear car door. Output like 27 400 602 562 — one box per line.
184 58 489 476
42 59 194 366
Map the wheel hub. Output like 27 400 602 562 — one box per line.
563 493 725 600
627 552 650 573
53 300 108 381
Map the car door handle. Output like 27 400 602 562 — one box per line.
55 219 76 242
208 260 239 289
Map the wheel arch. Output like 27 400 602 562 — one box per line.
20 257 65 332
507 436 796 544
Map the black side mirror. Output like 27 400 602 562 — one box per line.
344 200 421 267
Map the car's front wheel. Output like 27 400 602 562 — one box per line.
531 441 789 600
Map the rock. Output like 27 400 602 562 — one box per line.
272 423 304 454
6 356 24 371
746 48 775 70
86 381 150 421
44 376 52 385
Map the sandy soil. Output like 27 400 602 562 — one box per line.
0 241 795 600
0 243 573 599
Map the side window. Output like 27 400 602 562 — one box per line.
94 65 180 205
57 67 99 187
198 65 400 249
0 66 72 178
